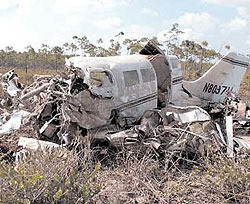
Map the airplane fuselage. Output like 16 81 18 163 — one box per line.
66 52 249 123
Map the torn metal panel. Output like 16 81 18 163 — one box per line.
106 130 134 148
88 124 120 140
161 105 211 124
106 121 222 158
139 41 165 56
215 122 227 145
64 90 115 129
40 123 58 138
237 101 247 119
15 137 63 168
148 54 171 106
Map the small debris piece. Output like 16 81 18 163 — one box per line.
226 116 234 157
0 110 30 135
18 136 60 151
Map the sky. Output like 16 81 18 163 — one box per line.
0 0 250 55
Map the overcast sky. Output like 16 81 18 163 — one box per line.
0 0 249 54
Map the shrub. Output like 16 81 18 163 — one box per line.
0 148 101 204
204 151 250 203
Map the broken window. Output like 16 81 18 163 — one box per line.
140 68 155 83
123 70 139 87
90 71 113 87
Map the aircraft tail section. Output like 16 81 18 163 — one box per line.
182 52 250 103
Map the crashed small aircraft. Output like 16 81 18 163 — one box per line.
1 43 249 148
65 42 250 123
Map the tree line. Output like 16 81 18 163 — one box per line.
0 24 246 78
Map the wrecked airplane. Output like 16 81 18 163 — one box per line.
0 43 250 159
64 42 250 121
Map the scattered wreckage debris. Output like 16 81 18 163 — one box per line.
0 60 249 165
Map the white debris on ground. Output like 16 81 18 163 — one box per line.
0 110 30 135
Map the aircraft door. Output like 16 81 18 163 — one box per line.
118 68 157 118
119 70 142 118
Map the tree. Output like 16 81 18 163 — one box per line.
162 23 184 55
38 44 51 69
63 42 70 56
25 45 37 70
51 46 63 70
123 37 148 54
72 36 90 56
68 43 78 56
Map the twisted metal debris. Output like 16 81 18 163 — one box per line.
0 67 249 162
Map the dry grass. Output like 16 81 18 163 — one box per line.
239 69 250 102
1 147 249 204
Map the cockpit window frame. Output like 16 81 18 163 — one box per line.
89 68 115 88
